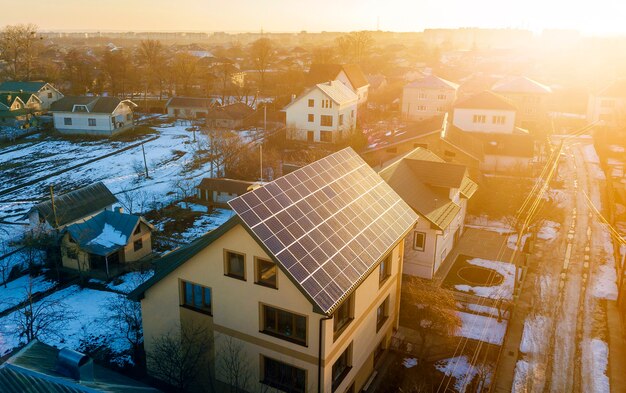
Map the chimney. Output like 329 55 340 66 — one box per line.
291 94 296 103
114 206 123 214
56 348 94 382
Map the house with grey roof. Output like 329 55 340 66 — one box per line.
283 80 358 144
165 96 216 119
379 147 477 279
0 340 160 392
61 209 154 278
50 96 137 136
27 182 118 231
0 80 64 110
129 148 418 393
401 75 459 121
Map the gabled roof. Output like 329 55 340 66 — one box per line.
64 210 153 256
198 178 256 195
283 80 358 111
405 75 459 90
492 76 552 94
29 182 118 228
307 64 369 89
364 115 446 152
165 96 216 109
50 97 136 114
206 102 254 121
0 93 40 108
597 79 626 98
379 147 477 230
454 91 517 111
131 149 419 315
441 126 485 161
0 340 160 392
0 81 48 93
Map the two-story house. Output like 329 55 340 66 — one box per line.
130 148 418 393
401 75 459 121
379 148 477 279
587 79 626 129
0 92 42 128
452 91 534 173
0 81 64 110
50 96 137 136
491 76 552 131
307 64 369 106
284 81 358 144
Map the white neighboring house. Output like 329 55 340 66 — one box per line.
283 80 357 143
379 148 477 279
0 81 64 110
307 64 370 105
587 79 626 128
401 75 459 121
50 96 137 136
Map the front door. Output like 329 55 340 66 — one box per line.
307 131 314 143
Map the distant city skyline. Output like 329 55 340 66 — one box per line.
2 0 626 36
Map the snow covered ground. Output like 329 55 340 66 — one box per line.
456 311 507 345
454 258 515 300
106 270 154 294
175 208 234 243
435 355 492 392
465 216 514 234
512 360 529 393
0 274 56 313
519 314 550 354
0 285 132 364
583 338 610 393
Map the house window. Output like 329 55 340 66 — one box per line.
66 247 78 259
492 115 506 124
332 344 352 391
379 254 391 285
261 304 307 345
333 294 353 339
322 99 332 108
320 131 333 143
308 114 314 122
472 114 486 123
225 250 246 280
126 113 132 121
88 118 96 127
308 99 314 107
376 296 390 332
64 117 72 125
262 356 306 393
321 115 333 127
133 239 143 251
73 105 88 112
417 105 427 111
419 93 427 99
181 280 212 315
444 150 456 158
256 258 277 288
413 232 426 251
438 94 446 100
339 114 344 126
47 92 53 99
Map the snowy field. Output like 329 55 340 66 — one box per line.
0 285 132 364
0 274 56 313
454 258 516 300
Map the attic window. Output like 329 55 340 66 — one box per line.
73 105 88 113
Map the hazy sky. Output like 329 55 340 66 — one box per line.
2 0 625 35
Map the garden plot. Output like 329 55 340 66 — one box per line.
444 255 515 300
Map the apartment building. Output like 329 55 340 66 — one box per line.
130 148 418 393
401 75 459 121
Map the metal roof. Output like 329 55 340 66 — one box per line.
405 75 459 90
50 97 136 114
454 90 517 111
307 64 369 89
0 81 48 93
492 76 552 94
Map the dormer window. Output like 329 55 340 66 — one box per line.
73 105 88 112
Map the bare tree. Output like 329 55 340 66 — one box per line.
137 40 166 101
118 187 151 215
249 38 275 93
0 23 42 80
147 323 214 392
171 52 198 96
335 31 374 64
401 277 461 360
0 241 13 288
11 277 73 343
218 336 251 393
172 178 196 208
105 292 144 363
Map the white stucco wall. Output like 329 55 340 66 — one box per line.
53 102 134 136
452 108 516 133
285 88 357 143
401 86 456 121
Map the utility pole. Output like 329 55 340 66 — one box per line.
141 143 149 178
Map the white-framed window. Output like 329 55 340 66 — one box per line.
413 231 426 251
472 114 486 123
492 115 506 124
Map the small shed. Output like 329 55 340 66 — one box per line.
196 178 257 208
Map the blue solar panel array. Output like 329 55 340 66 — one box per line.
229 148 418 314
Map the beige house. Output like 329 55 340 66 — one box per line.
130 148 418 393
401 75 459 121
61 209 154 278
379 148 477 279
491 76 552 131
0 80 64 110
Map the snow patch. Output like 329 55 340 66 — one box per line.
435 356 478 392
456 311 507 345
454 258 515 300
512 360 529 393
587 338 610 393
519 315 550 354
88 223 127 248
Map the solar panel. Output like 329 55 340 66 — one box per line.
228 148 418 314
